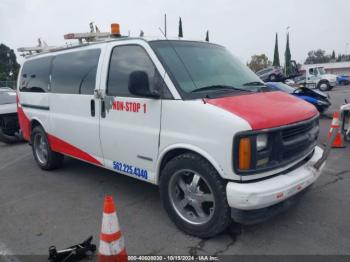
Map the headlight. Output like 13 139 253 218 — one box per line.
256 134 268 151
237 134 269 171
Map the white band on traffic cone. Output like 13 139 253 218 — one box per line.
99 237 125 256
101 212 120 235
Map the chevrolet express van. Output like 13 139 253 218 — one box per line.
17 35 324 237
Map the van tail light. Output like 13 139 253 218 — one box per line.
238 138 251 170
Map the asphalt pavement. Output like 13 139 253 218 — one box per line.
0 86 350 259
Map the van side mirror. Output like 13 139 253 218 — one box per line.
128 71 160 99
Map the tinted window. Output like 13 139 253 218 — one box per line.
107 45 166 97
20 57 52 93
51 49 101 94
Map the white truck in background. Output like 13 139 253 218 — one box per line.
300 65 337 91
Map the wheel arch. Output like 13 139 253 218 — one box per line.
156 144 225 184
29 117 47 142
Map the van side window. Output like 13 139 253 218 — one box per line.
107 45 170 98
51 49 101 95
20 57 52 93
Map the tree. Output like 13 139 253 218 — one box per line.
178 17 183 38
0 44 20 81
205 30 209 42
273 33 280 67
247 54 271 72
335 53 350 62
305 49 331 64
331 50 336 60
284 33 292 75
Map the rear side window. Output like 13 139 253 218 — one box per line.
107 45 162 97
20 57 52 93
51 49 101 95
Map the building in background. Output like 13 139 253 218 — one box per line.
300 62 350 76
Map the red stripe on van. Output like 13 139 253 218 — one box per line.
205 91 318 130
47 134 102 166
16 95 31 141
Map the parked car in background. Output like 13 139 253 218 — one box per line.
337 75 350 85
256 66 285 82
0 87 23 144
265 82 331 113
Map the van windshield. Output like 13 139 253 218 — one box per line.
150 40 263 99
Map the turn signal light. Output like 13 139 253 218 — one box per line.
111 23 121 36
239 138 251 170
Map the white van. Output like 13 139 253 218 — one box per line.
17 30 326 237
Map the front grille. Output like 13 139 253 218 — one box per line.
282 119 316 140
280 117 319 163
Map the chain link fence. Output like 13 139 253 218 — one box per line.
0 81 17 90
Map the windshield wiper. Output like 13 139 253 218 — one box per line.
242 81 267 92
242 81 265 86
191 85 251 93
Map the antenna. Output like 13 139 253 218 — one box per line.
164 14 167 37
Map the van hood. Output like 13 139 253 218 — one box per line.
205 91 318 130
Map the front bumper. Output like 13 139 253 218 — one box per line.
226 146 324 210
329 81 337 87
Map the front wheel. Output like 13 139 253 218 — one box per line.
318 81 330 91
268 74 277 81
160 153 231 238
31 126 64 170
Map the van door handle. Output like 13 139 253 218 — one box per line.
90 100 95 117
101 100 106 118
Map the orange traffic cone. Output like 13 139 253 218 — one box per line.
328 112 345 148
98 196 128 262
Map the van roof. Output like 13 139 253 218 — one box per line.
20 37 214 59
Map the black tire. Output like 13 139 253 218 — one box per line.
0 128 20 144
317 81 330 91
0 118 21 144
31 126 64 170
160 153 231 238
268 74 277 82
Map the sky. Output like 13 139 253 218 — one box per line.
1 0 350 65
